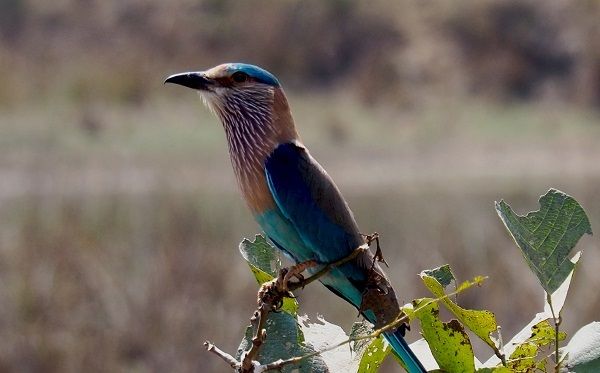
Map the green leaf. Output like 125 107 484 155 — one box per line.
346 321 391 372
237 312 329 372
529 320 566 347
563 321 600 372
413 299 475 373
300 316 357 371
420 271 500 353
485 253 580 367
476 368 512 373
300 317 391 372
349 321 377 354
508 342 537 372
495 189 592 294
535 358 547 372
356 335 390 373
239 234 281 278
497 320 567 371
422 264 455 287
239 234 297 315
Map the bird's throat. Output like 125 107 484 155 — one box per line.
219 87 299 213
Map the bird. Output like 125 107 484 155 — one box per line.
165 63 426 373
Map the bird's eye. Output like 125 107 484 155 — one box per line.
231 71 248 83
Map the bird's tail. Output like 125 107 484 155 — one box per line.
384 329 426 373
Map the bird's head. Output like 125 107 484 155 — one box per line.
166 63 298 207
165 63 284 124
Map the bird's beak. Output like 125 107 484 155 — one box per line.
164 72 212 90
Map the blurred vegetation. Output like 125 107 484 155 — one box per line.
1 0 600 107
0 1 599 373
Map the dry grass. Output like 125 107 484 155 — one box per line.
0 94 599 372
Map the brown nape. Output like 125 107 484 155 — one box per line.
272 88 300 144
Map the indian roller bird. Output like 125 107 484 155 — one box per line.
165 63 426 373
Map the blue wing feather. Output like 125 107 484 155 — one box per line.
263 142 369 307
264 142 363 263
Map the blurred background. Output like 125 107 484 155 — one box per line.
0 0 599 372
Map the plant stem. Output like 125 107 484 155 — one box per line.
546 293 561 373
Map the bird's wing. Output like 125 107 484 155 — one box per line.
264 144 425 372
264 142 365 264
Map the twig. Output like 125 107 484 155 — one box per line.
497 326 504 363
240 308 268 371
362 232 388 268
204 341 239 369
546 293 562 373
494 332 508 366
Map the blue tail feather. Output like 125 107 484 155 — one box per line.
384 329 427 373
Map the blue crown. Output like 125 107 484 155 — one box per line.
226 63 280 87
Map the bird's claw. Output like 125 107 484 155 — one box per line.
257 259 319 312
280 259 318 291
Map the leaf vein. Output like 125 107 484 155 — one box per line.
531 193 554 234
535 197 566 257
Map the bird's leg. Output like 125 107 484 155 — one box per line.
258 246 371 313
256 259 319 314
287 246 370 294
267 246 372 302
281 259 318 290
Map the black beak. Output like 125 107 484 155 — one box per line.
164 72 212 90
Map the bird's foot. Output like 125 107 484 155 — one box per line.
280 259 319 291
257 259 319 311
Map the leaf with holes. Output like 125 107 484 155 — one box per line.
495 189 592 294
528 320 566 347
354 333 390 373
422 264 455 287
237 312 329 373
420 268 500 355
413 299 475 373
508 342 537 372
